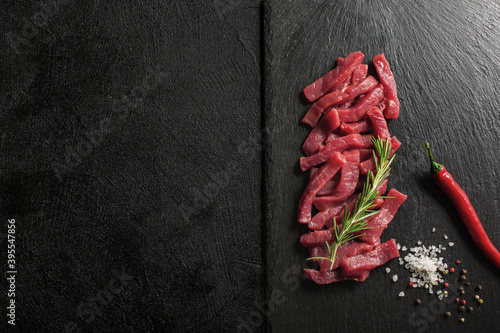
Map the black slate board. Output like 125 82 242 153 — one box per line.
264 1 499 332
1 1 263 332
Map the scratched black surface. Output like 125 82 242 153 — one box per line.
1 1 263 332
264 1 499 333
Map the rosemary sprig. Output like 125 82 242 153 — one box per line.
308 137 395 270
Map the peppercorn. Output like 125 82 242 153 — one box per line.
460 275 467 281
415 299 421 305
445 311 451 318
443 291 448 296
476 285 483 291
455 298 460 303
466 282 471 286
460 290 465 295
460 318 465 323
442 270 449 275
459 306 465 311
444 282 449 288
474 295 480 300
478 299 484 304
456 260 461 264
461 269 467 274
458 286 464 291
409 281 414 287
461 300 466 305
450 267 455 273
468 307 473 312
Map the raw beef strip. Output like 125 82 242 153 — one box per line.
339 239 400 277
367 106 390 140
336 84 385 122
358 148 375 162
333 75 379 110
373 53 400 119
308 195 352 231
300 228 337 247
302 109 340 156
303 51 364 102
342 76 379 102
360 134 376 148
301 91 349 127
298 153 346 223
317 172 341 196
359 189 407 244
300 134 363 171
340 118 373 134
351 64 368 85
309 240 375 272
313 150 360 205
304 269 370 284
359 137 401 174
301 76 377 128
325 132 341 144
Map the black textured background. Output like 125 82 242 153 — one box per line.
1 0 499 332
264 1 499 333
1 1 263 332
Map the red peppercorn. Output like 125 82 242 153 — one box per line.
456 260 461 264
450 268 455 273
409 281 414 287
444 283 449 288
461 300 466 305
455 298 460 303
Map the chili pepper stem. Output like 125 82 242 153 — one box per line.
425 142 443 174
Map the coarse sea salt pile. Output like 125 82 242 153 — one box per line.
403 244 448 295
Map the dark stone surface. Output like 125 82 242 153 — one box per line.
264 1 499 332
1 1 263 332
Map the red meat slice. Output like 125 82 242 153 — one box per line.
340 118 373 134
302 109 340 156
351 64 368 85
359 136 401 174
317 172 341 196
367 106 390 140
373 53 400 119
325 132 341 144
360 134 377 148
309 240 375 272
339 239 400 277
300 134 363 171
359 189 407 244
358 148 374 162
313 150 360 206
298 153 346 223
308 195 352 231
342 76 379 102
300 228 337 247
303 51 364 102
304 269 370 284
301 91 349 127
336 84 385 122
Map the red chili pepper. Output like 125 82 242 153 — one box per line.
426 143 500 270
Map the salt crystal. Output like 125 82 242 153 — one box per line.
402 246 407 251
444 235 448 239
449 242 454 247
417 241 422 245
398 291 405 297
393 274 398 282
432 228 436 232
386 267 391 274
397 243 401 250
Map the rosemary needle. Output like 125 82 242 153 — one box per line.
308 137 395 270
